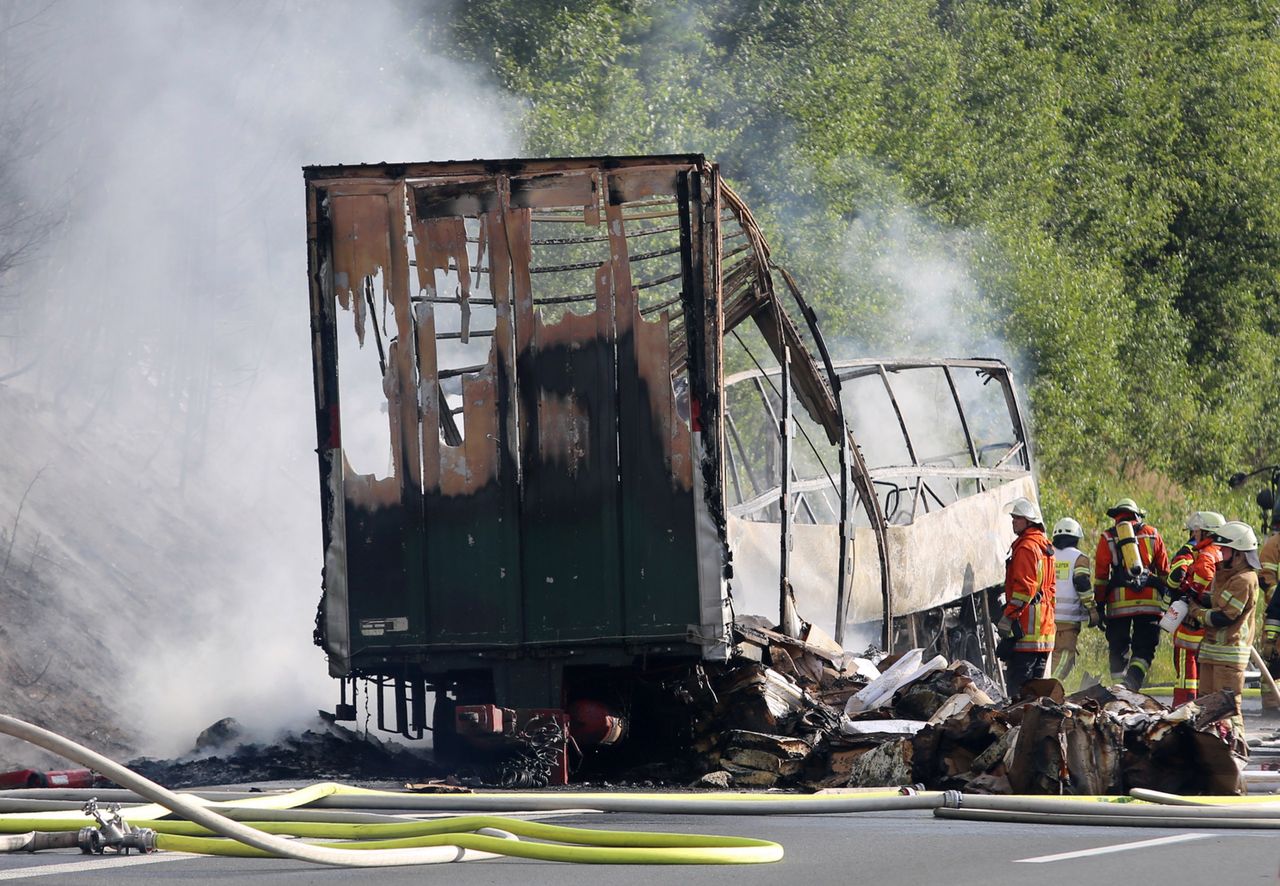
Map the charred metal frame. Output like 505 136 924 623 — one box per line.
722 356 1034 654
305 155 861 737
833 357 1034 523
305 156 1035 739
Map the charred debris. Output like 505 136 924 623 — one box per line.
669 625 1249 796
125 632 1249 796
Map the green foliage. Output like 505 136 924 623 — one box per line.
441 0 1280 531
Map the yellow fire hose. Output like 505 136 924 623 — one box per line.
0 714 782 866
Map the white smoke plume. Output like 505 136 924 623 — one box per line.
838 196 1005 361
0 0 518 756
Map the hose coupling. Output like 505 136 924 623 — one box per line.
942 790 964 809
78 798 157 854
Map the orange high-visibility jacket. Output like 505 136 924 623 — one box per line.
1004 525 1056 653
1093 521 1169 618
1172 539 1219 651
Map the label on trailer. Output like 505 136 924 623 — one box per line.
359 617 409 636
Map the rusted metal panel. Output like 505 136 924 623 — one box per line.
322 182 429 655
518 231 624 643
413 185 520 646
308 156 735 673
612 190 702 639
509 171 597 214
607 166 681 205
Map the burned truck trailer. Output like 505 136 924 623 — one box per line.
304 156 1036 772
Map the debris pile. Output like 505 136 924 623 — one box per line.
682 624 1250 796
127 719 443 788
94 628 1252 796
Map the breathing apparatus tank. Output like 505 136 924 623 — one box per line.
1115 520 1145 579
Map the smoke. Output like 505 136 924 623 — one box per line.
839 199 1003 360
0 0 518 755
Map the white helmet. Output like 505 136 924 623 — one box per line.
1185 511 1225 533
1211 520 1258 552
1052 517 1083 539
1006 497 1043 524
1212 520 1261 570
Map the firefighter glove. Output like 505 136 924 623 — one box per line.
1087 606 1101 628
1186 603 1205 627
997 616 1014 638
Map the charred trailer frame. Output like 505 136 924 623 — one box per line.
304 155 1036 774
722 357 1037 688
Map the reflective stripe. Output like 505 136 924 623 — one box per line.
1217 590 1248 618
1199 643 1252 666
1104 595 1164 617
1173 643 1199 693
1173 620 1204 649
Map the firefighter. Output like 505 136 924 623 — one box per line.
1187 520 1260 736
1259 510 1280 714
1049 517 1097 684
1164 511 1223 707
997 497 1056 696
1093 498 1169 690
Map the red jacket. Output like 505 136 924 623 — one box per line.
1172 538 1219 650
1093 521 1168 617
1004 526 1056 652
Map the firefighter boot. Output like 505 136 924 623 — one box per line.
1123 658 1150 691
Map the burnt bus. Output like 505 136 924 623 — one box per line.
304 155 1036 777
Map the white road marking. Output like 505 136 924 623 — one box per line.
410 809 600 820
1015 833 1213 863
0 852 198 880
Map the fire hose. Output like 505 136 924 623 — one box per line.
933 791 1280 828
0 714 783 866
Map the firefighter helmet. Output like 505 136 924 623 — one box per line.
1052 517 1083 539
1106 498 1145 519
1186 511 1225 533
1006 497 1043 524
1211 521 1258 552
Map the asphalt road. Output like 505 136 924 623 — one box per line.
0 808 1275 885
